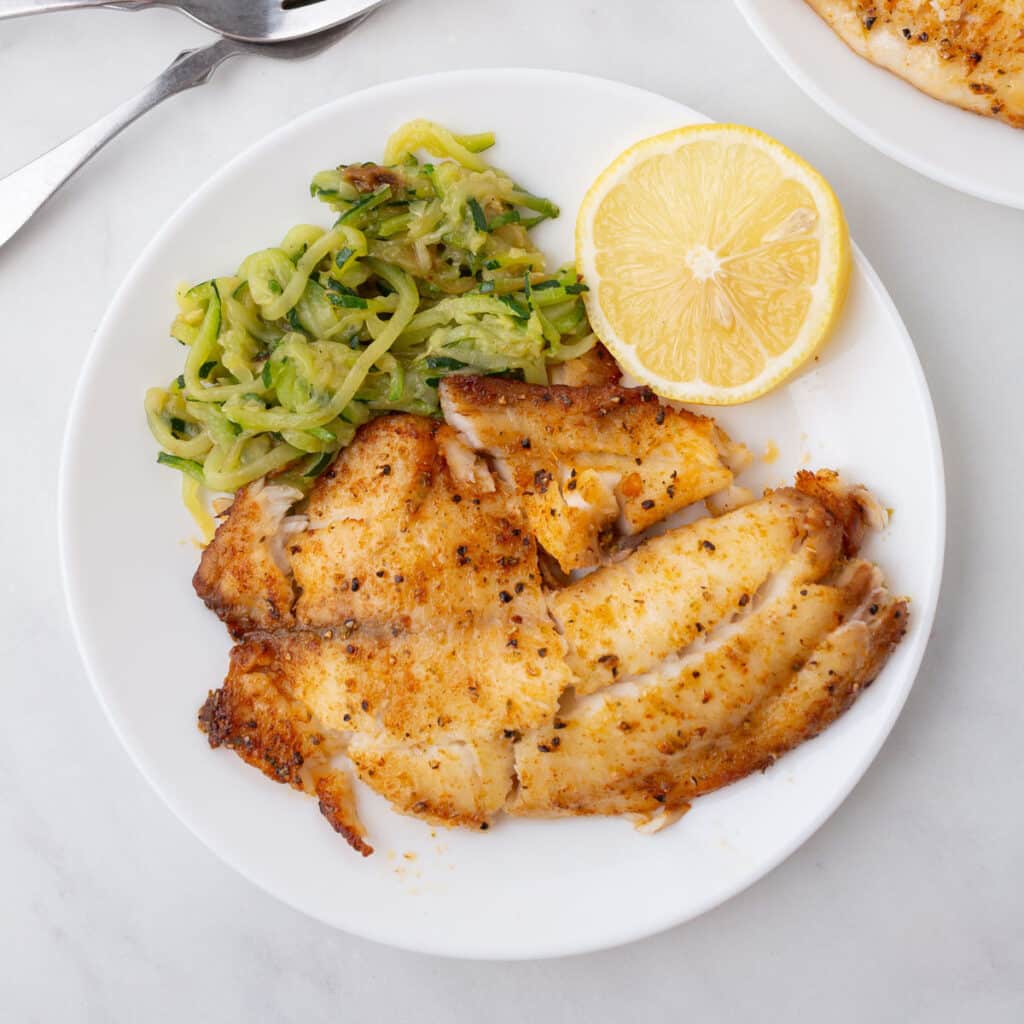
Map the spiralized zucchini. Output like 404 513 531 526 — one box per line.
147 119 595 527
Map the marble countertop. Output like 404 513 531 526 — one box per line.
1 0 1021 1018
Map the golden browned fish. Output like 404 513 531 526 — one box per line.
345 733 516 829
290 416 551 633
234 620 569 749
210 626 556 832
513 493 906 823
195 391 906 854
199 641 373 854
805 0 1024 127
193 480 305 638
549 488 844 693
198 413 571 845
439 376 747 572
547 342 621 387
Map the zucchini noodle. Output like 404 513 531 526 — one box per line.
146 119 595 522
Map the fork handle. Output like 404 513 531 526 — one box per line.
0 38 240 248
0 0 137 17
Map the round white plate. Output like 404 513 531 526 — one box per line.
734 0 1024 208
60 69 944 960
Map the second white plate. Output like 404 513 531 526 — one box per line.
60 69 944 959
735 0 1024 208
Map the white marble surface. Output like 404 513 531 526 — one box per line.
1 0 1021 1017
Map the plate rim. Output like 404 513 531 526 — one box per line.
733 0 1024 210
58 66 947 959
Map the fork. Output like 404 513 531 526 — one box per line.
0 0 377 42
0 7 379 248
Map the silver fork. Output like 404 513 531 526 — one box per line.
0 0 377 42
0 6 380 248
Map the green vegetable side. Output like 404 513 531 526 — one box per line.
145 119 594 532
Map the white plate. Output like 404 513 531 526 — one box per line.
734 0 1024 208
60 69 945 960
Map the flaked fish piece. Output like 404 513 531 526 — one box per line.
439 376 746 572
193 480 305 639
196 414 570 842
198 644 371 855
203 631 522 835
548 342 621 387
290 417 546 632
196 415 550 637
513 558 907 821
550 487 843 693
227 620 571 746
203 621 563 836
346 733 515 830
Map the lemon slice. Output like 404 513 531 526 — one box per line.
576 124 850 404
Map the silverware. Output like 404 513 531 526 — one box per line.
0 0 378 43
0 8 379 248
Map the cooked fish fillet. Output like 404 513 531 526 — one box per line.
199 413 570 846
805 0 1024 127
550 488 842 693
228 621 570 746
197 415 551 638
193 480 305 638
195 390 907 853
290 417 548 632
515 475 905 821
346 733 515 829
793 467 887 556
440 376 746 572
199 645 372 855
513 559 907 821
548 342 621 387
204 630 528 832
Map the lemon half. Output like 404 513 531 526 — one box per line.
576 124 850 404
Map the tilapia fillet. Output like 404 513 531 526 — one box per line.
515 522 904 821
439 376 747 572
198 413 571 848
805 0 1024 127
194 383 907 854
